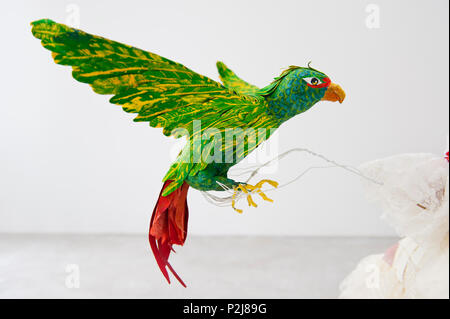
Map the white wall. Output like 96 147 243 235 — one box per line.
0 0 448 236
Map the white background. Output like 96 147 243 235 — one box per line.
0 0 448 236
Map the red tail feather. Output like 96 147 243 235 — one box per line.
149 180 189 287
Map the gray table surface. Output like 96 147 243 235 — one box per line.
0 234 396 298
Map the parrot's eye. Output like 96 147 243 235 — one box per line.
303 77 322 86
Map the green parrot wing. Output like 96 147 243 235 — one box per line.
216 61 260 95
31 19 278 195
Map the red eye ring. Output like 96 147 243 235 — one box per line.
306 77 331 89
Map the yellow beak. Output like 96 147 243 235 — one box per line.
321 83 346 103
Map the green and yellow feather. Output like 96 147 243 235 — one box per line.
31 19 279 195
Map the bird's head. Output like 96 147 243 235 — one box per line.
258 64 345 121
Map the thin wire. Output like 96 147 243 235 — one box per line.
201 147 383 207
244 148 383 186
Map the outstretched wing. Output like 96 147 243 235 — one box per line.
31 19 278 194
216 61 260 95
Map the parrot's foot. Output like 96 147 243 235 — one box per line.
231 179 279 213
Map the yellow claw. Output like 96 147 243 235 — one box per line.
231 179 278 213
254 179 279 189
256 190 273 203
233 207 243 214
247 195 258 207
238 185 249 193
231 188 243 213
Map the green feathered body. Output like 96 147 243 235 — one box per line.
31 19 333 196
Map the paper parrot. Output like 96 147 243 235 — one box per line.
31 19 345 287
